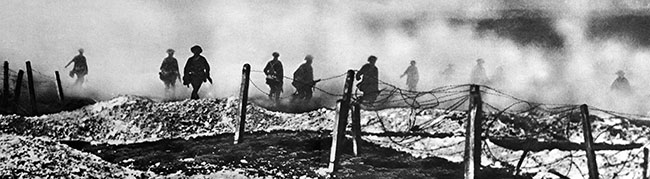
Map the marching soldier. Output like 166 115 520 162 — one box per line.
183 45 211 99
292 55 320 101
159 49 181 90
470 58 488 85
64 48 88 86
400 60 419 91
356 55 379 103
611 70 631 95
264 52 284 102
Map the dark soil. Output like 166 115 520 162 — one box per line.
66 130 531 179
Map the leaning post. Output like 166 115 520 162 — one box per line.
13 70 24 112
13 70 23 103
580 104 599 179
328 69 355 173
464 85 483 179
25 61 37 115
3 61 9 106
234 64 250 144
55 71 64 101
351 102 362 156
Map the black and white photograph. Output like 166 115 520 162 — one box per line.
2 0 650 178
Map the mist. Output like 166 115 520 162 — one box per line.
2 0 650 113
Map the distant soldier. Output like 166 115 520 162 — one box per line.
470 58 488 85
611 70 631 95
159 49 181 90
292 55 320 101
489 66 505 87
356 56 379 103
183 45 211 99
400 60 418 91
65 48 88 86
441 63 455 81
264 52 283 102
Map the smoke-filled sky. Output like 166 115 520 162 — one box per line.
2 0 650 112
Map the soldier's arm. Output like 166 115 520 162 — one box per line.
263 62 271 75
65 58 75 68
199 57 209 74
356 65 368 80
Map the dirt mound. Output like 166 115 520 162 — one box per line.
0 134 148 178
0 95 336 144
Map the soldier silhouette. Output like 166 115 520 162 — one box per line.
64 48 88 86
264 52 284 102
356 56 379 103
182 45 211 99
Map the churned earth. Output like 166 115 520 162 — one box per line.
0 95 649 178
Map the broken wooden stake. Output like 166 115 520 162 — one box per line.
351 102 362 156
3 61 8 106
55 71 64 101
328 69 355 173
464 85 483 179
580 104 599 179
12 70 23 112
25 61 37 115
234 64 250 144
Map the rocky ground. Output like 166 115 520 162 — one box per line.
0 95 649 178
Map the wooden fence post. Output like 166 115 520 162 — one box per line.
13 70 23 103
464 85 483 179
25 61 37 115
55 71 64 102
234 64 250 144
3 61 8 106
580 104 599 179
351 102 362 156
643 147 648 179
12 70 24 112
328 69 355 173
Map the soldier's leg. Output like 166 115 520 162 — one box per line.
273 85 281 101
191 80 203 99
268 85 275 100
76 74 85 86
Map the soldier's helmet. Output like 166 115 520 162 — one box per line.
305 55 313 61
616 70 625 76
368 55 377 62
191 45 203 54
78 48 84 53
272 52 280 57
166 49 175 54
476 58 484 64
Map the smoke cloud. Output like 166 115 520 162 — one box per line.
1 0 650 113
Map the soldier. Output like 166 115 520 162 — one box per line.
470 58 488 85
441 63 455 81
400 60 418 91
356 55 379 103
159 49 181 91
611 70 631 95
264 52 283 102
489 66 505 87
183 45 211 99
292 55 320 101
64 48 88 86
